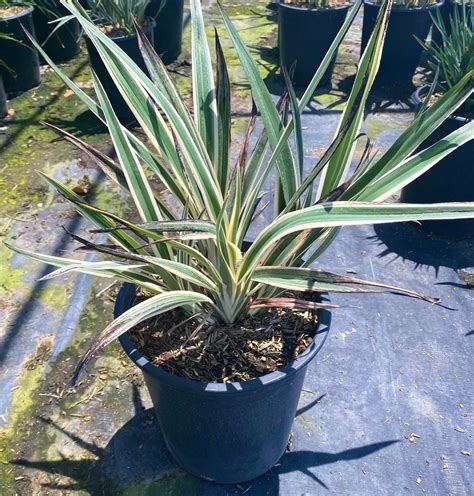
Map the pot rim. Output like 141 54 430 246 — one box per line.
413 85 472 123
277 0 353 12
0 4 34 21
91 16 156 42
117 283 331 395
363 0 444 11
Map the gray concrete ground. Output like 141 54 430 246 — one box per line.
0 1 472 495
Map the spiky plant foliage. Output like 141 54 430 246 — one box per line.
8 0 474 385
421 0 474 111
87 0 151 34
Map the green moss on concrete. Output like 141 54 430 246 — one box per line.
37 279 73 311
118 471 203 496
0 49 107 218
0 246 27 300
365 116 403 139
0 337 52 494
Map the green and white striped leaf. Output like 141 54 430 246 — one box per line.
252 266 440 303
240 202 474 277
70 290 213 386
190 0 218 164
92 73 161 223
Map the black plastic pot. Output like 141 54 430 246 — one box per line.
33 0 81 63
400 86 474 237
116 283 331 483
361 0 443 88
0 5 41 95
278 1 350 87
146 0 184 65
0 75 7 118
85 20 154 122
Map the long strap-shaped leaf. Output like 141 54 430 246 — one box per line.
6 243 164 293
63 1 222 220
145 257 218 291
93 73 162 223
361 120 474 201
69 290 212 386
251 266 440 303
218 1 297 207
38 172 141 252
342 70 474 200
190 0 218 165
316 0 392 199
215 29 231 194
258 0 362 188
239 202 474 278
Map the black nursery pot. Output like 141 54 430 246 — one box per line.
400 86 474 238
0 76 7 118
146 0 184 65
278 1 351 87
116 283 331 483
361 0 443 88
33 0 81 63
85 20 154 122
0 5 41 95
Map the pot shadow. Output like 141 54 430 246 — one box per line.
369 222 474 276
12 386 398 495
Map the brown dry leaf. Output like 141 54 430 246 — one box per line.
64 89 74 97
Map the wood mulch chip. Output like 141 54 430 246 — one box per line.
129 294 320 383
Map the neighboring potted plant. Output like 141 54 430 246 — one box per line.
84 0 154 121
0 74 7 117
146 0 184 64
401 1 474 237
32 0 81 62
9 0 474 484
0 1 41 94
431 0 473 46
362 0 444 87
278 0 352 87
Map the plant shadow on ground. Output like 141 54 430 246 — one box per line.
12 385 398 495
368 222 474 277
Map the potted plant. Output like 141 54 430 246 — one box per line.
432 0 473 46
9 0 474 483
401 1 474 237
84 0 155 121
278 0 352 87
0 1 41 94
362 0 444 87
0 74 7 117
32 0 81 62
146 0 184 64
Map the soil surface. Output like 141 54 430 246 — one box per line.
97 18 152 39
0 5 28 17
281 0 350 8
130 296 320 382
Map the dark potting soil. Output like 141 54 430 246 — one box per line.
0 5 28 17
368 0 439 5
280 0 349 7
423 92 474 119
129 294 319 383
97 18 152 39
